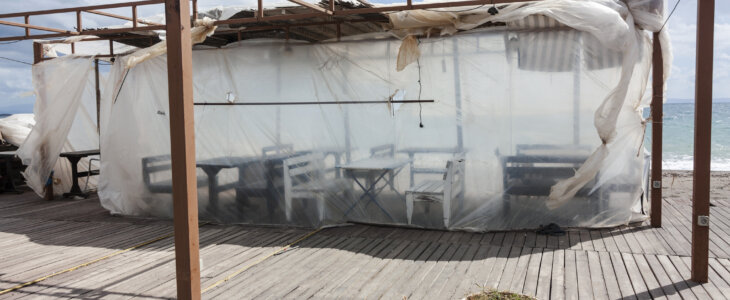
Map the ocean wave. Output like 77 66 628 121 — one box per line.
662 156 730 171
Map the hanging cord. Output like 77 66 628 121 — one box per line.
113 69 130 104
659 0 682 32
416 38 424 128
0 56 32 65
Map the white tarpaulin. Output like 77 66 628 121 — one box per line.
24 0 669 230
18 57 100 196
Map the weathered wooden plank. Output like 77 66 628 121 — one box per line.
521 247 542 298
575 250 594 299
508 247 532 294
671 255 715 299
549 249 565 300
609 251 637 300
407 243 462 299
589 230 606 252
535 249 553 300
598 251 621 300
483 245 511 289
433 244 481 299
622 253 651 300
564 250 578 300
310 238 397 298
656 254 697 300
645 254 682 300
497 246 521 291
587 250 608 300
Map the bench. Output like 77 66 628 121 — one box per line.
501 144 599 214
405 153 465 228
283 153 351 224
141 155 207 194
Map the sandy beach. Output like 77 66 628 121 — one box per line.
662 170 730 205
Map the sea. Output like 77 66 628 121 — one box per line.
645 102 730 171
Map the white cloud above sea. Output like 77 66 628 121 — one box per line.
0 0 729 113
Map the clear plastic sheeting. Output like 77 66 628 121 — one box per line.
18 56 100 196
95 16 654 229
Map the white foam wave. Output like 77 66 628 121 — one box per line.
662 156 730 171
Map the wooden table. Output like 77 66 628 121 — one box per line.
60 149 100 198
0 151 21 194
337 157 411 221
196 153 292 217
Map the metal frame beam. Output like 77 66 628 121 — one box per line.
691 0 714 283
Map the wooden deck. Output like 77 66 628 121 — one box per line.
2 174 730 299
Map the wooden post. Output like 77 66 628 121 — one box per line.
691 0 714 283
76 11 82 32
650 32 663 228
164 0 201 298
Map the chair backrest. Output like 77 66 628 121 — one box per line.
141 154 172 192
370 144 395 158
283 153 325 191
443 153 466 199
516 144 592 157
262 144 294 158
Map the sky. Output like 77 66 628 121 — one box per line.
0 0 729 113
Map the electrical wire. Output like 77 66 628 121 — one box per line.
659 0 682 32
0 40 22 45
0 56 32 65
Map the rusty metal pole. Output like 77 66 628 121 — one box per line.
95 59 101 135
164 0 201 298
650 32 663 228
691 0 714 283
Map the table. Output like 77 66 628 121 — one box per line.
196 153 292 217
337 157 411 221
60 149 100 198
0 151 21 194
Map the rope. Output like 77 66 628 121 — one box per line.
659 0 682 32
0 221 211 296
0 232 174 296
201 227 323 294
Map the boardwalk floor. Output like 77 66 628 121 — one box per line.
1 173 730 299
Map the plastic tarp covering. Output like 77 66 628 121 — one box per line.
22 0 659 230
18 56 100 196
98 30 653 230
0 114 35 146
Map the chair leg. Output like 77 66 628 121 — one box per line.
406 192 414 225
285 194 293 222
317 193 326 223
443 197 450 229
